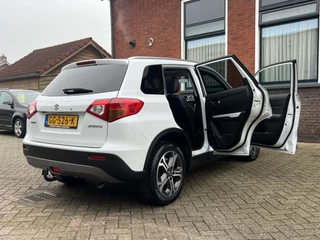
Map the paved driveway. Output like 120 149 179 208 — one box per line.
0 131 319 240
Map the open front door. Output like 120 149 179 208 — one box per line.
252 60 301 154
195 55 272 156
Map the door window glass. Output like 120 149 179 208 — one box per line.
255 63 291 94
0 92 13 104
198 58 247 94
164 69 196 97
141 65 164 95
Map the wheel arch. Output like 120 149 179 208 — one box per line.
143 128 192 171
11 112 26 127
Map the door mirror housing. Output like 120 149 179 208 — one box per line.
3 100 14 108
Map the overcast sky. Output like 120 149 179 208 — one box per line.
0 0 111 64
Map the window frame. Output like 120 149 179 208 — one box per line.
259 1 318 26
260 0 317 12
259 0 319 84
164 67 194 93
182 0 227 61
197 66 231 95
185 33 226 61
184 0 226 40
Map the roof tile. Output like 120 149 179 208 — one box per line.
0 37 111 79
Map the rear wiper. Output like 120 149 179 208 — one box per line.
63 88 93 94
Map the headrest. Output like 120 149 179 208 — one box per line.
166 76 180 94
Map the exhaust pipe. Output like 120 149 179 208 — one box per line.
42 168 57 182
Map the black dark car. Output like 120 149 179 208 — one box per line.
0 89 40 138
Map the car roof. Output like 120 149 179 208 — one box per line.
0 89 40 92
62 57 197 71
128 56 197 64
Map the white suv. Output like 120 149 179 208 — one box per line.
23 55 300 205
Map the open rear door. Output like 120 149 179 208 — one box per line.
195 55 272 156
252 60 301 154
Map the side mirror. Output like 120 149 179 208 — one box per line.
3 100 14 108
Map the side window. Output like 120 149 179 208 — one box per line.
198 67 229 94
198 59 248 94
140 65 164 94
0 92 13 104
163 69 196 98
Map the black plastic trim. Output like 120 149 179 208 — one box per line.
23 145 145 182
264 82 320 90
143 128 192 171
189 151 225 170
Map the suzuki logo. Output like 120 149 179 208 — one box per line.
54 104 59 111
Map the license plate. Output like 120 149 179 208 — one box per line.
45 115 78 129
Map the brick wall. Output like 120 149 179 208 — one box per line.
228 0 256 73
111 0 256 70
111 0 181 59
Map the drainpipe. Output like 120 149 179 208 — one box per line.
109 0 115 58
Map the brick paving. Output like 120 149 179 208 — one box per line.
0 130 320 240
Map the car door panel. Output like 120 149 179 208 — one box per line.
206 86 251 115
269 94 290 115
196 55 271 155
206 86 252 149
0 92 15 128
252 94 290 145
253 61 300 154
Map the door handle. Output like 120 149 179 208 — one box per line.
212 100 220 105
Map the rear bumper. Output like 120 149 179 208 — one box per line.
23 145 146 183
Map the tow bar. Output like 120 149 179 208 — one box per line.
42 168 58 182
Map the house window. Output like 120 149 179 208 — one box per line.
259 0 319 83
184 0 225 62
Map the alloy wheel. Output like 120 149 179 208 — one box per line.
156 150 183 197
14 120 22 137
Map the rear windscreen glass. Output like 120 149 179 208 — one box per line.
42 64 128 96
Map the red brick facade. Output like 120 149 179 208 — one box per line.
111 0 320 143
111 0 256 72
111 0 181 59
227 0 256 73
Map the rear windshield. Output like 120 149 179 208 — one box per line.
42 64 128 96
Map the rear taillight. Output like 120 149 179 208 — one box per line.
28 101 37 119
88 154 106 161
86 98 144 122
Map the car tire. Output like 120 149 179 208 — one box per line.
13 118 26 138
246 146 260 161
140 141 186 206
